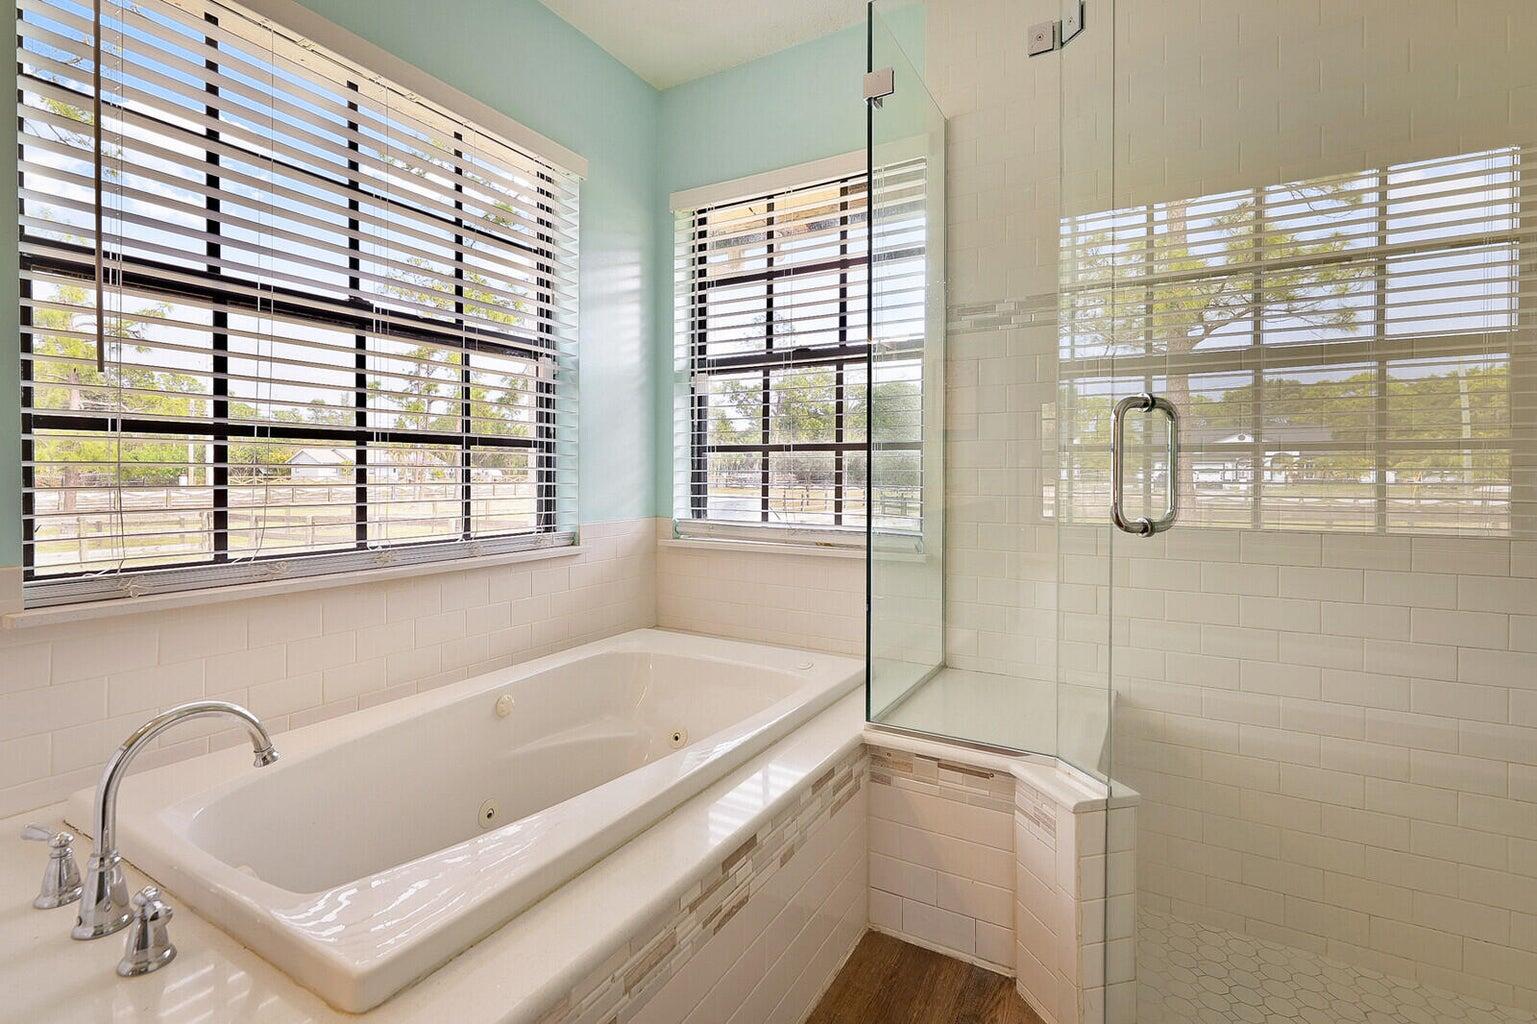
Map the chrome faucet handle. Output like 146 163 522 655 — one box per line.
74 700 278 942
117 886 176 977
21 824 83 909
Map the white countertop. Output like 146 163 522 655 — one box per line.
1 693 866 1024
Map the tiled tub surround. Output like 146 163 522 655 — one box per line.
63 630 862 1011
0 689 869 1024
864 739 1135 1024
655 527 948 723
609 749 868 1024
0 518 656 819
0 672 1132 1024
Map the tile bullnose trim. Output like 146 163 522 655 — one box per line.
860 724 1126 812
2 539 611 630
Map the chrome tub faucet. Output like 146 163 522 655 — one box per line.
73 700 278 941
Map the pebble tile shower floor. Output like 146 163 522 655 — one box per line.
1137 909 1537 1024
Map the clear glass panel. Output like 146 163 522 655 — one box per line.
1095 4 1537 1024
866 1 947 724
1057 0 1119 785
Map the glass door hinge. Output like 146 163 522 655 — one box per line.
864 67 894 105
1029 0 1086 56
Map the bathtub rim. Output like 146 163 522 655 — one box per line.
63 628 863 1011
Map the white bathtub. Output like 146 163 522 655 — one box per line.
65 629 862 1012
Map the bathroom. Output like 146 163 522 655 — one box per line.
1 0 1534 1021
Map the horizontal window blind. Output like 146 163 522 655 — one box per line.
671 160 927 540
1056 145 1535 538
17 0 580 605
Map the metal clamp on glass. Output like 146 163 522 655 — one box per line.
1110 392 1179 537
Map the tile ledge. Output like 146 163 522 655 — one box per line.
659 537 865 559
2 544 587 630
862 724 1139 812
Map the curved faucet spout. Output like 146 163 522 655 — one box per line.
73 700 277 940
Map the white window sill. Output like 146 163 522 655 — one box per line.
1 544 586 630
658 537 865 560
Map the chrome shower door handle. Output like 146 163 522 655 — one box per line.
1110 392 1180 537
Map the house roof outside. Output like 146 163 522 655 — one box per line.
288 447 350 466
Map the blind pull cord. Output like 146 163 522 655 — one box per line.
92 0 105 373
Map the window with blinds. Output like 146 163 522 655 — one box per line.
17 0 580 605
1055 145 1534 537
672 161 927 541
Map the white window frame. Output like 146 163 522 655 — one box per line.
671 152 928 550
16 0 584 607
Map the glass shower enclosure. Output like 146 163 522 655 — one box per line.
865 2 947 725
866 2 1537 1023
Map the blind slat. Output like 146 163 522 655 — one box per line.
673 161 928 536
1056 143 1536 540
18 0 581 605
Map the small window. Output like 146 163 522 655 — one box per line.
673 163 927 543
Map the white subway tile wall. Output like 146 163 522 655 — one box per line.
921 0 1537 1016
0 519 655 818
655 523 865 656
865 744 1135 1024
1109 529 1537 1009
867 748 1018 973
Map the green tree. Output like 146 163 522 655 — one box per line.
30 285 204 510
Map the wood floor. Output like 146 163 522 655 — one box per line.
806 931 1045 1024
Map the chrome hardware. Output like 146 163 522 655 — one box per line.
864 66 894 105
1061 0 1087 44
1027 19 1058 55
74 700 278 940
1028 1 1086 56
21 823 83 909
116 886 175 977
1110 392 1180 537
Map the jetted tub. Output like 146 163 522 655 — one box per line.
64 628 862 1012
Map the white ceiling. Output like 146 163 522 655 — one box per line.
537 0 868 90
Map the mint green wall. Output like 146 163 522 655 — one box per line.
0 2 927 561
295 0 660 527
649 7 926 518
0 0 660 569
651 24 870 517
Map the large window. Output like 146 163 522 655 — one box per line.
672 162 926 540
1056 146 1533 537
17 0 580 605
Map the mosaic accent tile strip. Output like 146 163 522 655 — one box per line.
1137 908 1537 1024
533 746 869 1024
947 293 1060 335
